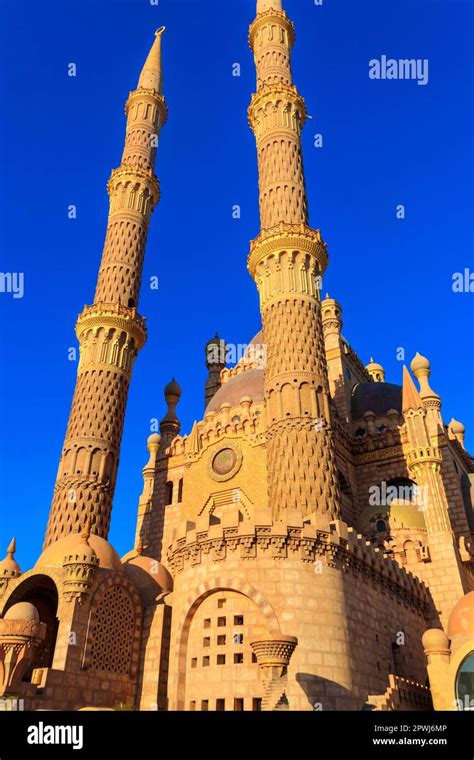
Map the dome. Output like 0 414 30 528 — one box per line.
164 378 181 398
422 628 449 652
36 533 123 572
147 433 160 446
447 592 474 639
122 552 173 593
410 352 430 374
449 418 465 434
351 382 402 420
4 602 40 622
206 368 264 413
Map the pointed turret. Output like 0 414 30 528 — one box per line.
138 27 165 93
402 366 424 413
0 538 21 580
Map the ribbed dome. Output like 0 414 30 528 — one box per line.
351 382 402 420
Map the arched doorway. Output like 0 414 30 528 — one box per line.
3 575 59 680
177 584 280 712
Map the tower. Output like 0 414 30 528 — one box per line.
402 366 468 623
43 29 167 548
247 0 340 518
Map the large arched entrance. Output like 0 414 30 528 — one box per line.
3 574 59 680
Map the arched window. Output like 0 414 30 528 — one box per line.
456 652 474 710
178 478 183 503
165 481 173 506
376 519 387 533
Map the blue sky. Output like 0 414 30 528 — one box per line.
0 0 472 570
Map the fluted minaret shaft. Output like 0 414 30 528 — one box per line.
248 3 340 519
249 5 308 230
43 30 167 549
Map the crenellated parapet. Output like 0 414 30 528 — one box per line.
167 511 431 613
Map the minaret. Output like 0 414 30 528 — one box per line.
204 333 226 410
247 1 340 518
43 29 167 549
401 366 467 622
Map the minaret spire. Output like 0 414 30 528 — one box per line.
247 3 340 518
43 31 168 549
138 27 165 92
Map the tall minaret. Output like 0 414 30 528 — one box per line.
43 29 167 549
247 1 340 518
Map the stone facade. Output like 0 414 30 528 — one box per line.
1 2 473 713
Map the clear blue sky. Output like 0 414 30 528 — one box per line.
0 0 472 570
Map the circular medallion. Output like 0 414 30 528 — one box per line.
212 448 237 476
209 445 242 482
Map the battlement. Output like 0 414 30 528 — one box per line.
167 511 431 611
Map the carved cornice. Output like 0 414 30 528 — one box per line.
248 223 327 277
125 88 168 125
249 9 295 51
76 303 147 350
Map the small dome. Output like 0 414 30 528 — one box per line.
449 418 465 434
164 378 181 398
147 433 161 447
447 591 474 639
410 352 430 374
422 628 449 651
36 533 123 572
366 358 384 372
4 602 40 622
122 552 173 594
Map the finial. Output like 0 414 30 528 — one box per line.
410 352 441 409
81 518 92 544
138 28 165 93
7 537 16 557
160 378 182 436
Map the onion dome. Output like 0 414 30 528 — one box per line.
410 352 441 410
0 538 21 579
410 352 430 375
160 378 181 437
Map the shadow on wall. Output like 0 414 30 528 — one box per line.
296 672 359 711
